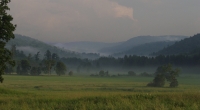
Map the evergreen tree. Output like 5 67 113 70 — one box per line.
52 53 59 61
44 50 51 60
34 51 40 61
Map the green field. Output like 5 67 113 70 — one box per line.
0 75 200 110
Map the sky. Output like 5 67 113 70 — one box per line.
9 0 200 43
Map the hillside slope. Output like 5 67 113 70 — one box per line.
113 41 175 57
154 34 200 55
99 35 188 54
6 34 81 58
48 41 122 54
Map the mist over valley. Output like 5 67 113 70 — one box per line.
1 0 200 109
47 35 188 57
7 33 200 75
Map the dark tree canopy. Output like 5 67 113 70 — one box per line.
43 50 55 75
147 64 180 87
44 50 51 60
0 0 16 83
55 61 67 76
52 53 59 61
34 51 40 61
17 60 31 75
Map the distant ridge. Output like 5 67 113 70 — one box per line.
113 41 175 57
6 34 81 58
99 35 188 54
153 34 200 55
47 41 122 54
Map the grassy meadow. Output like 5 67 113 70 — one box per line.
0 75 200 110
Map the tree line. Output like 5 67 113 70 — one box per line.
6 45 68 76
6 45 200 76
61 54 200 70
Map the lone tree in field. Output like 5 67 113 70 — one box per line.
55 61 67 76
147 64 180 87
0 0 16 83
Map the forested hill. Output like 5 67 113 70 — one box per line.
154 34 200 55
113 41 175 57
6 34 81 58
99 35 188 54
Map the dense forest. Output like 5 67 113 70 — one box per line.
5 48 200 75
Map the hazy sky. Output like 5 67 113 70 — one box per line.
9 0 200 43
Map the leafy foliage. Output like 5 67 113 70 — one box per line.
0 0 16 82
170 78 178 87
147 64 180 87
152 74 165 87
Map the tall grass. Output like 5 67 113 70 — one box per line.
0 75 200 110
